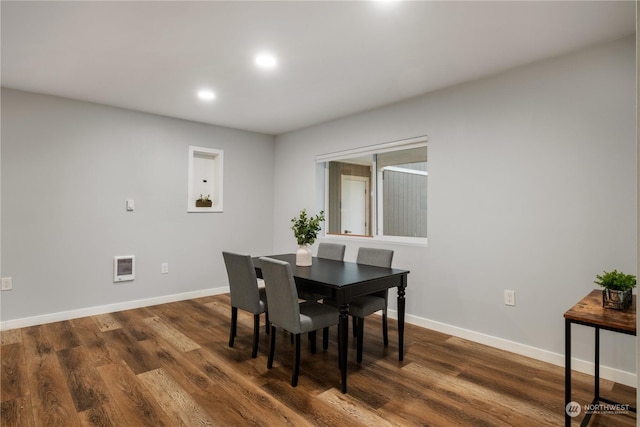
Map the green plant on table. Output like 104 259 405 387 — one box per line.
291 209 325 245
594 270 636 292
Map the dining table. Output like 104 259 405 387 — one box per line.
252 253 410 393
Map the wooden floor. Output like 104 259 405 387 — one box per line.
1 294 636 426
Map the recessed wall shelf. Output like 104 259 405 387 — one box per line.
188 145 223 213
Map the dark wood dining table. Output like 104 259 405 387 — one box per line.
253 253 410 393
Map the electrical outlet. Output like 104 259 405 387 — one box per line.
161 263 169 274
1 277 13 291
504 290 515 306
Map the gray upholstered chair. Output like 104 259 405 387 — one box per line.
325 247 394 363
351 247 393 362
317 242 346 261
259 256 339 387
223 251 269 358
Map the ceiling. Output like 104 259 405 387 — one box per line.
1 1 635 136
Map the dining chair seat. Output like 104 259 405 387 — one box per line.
297 301 339 330
347 295 386 318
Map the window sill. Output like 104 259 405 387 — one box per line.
321 234 427 248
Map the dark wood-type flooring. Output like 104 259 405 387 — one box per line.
1 293 636 426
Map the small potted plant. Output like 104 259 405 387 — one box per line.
196 194 212 208
291 209 325 266
594 269 636 310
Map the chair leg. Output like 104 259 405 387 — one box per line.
322 327 329 350
265 311 270 334
267 325 276 369
309 331 317 354
382 309 389 347
252 314 260 358
229 307 238 347
352 316 358 338
292 334 301 387
356 316 365 363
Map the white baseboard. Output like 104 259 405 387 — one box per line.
0 286 230 331
386 309 637 388
2 292 635 388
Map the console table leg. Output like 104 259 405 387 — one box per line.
594 327 600 403
565 318 572 427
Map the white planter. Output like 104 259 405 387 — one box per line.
296 244 312 266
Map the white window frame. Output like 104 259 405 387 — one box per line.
316 136 428 246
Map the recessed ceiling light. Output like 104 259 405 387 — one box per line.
255 53 278 69
197 89 216 101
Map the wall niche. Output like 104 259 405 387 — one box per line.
188 145 223 213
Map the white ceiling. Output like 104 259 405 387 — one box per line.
1 1 635 135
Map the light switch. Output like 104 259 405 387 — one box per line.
126 199 134 211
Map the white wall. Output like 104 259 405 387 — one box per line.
274 37 637 379
1 88 275 325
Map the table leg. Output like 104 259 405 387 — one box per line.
339 304 349 394
594 327 600 403
397 283 406 361
579 327 601 427
565 318 571 427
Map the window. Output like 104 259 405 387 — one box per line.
317 137 427 243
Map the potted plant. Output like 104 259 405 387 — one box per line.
291 209 325 266
196 194 212 208
594 269 636 310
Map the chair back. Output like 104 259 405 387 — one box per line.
223 252 264 314
317 243 346 261
356 247 394 268
259 257 302 334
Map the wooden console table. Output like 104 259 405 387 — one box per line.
564 289 636 426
